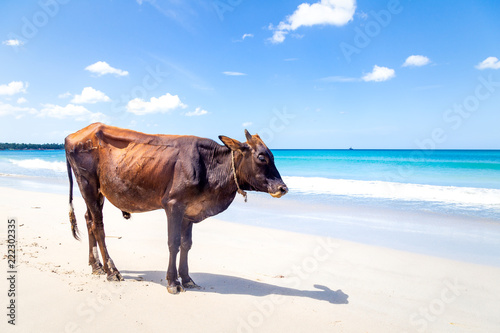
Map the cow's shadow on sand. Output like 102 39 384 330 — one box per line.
121 270 349 305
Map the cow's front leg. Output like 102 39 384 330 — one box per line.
179 221 201 290
164 200 185 294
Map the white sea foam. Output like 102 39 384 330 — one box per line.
283 176 500 207
9 158 66 173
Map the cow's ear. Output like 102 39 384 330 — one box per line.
219 135 246 151
244 129 252 141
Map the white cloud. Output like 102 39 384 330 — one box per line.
2 39 24 47
126 93 187 115
223 71 247 76
403 55 431 67
0 102 36 117
362 65 395 82
85 61 129 77
38 103 108 122
233 33 255 43
58 92 72 99
17 97 28 104
475 56 500 70
242 122 253 127
0 81 28 95
71 87 111 104
269 0 356 43
270 29 287 44
185 107 208 117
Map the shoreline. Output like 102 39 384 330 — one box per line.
2 174 500 267
1 186 500 332
223 193 500 266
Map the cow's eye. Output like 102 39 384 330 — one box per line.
257 154 266 162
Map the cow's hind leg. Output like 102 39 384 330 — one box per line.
81 180 123 282
179 221 200 290
85 209 105 275
92 198 123 281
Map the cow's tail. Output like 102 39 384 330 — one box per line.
67 157 80 241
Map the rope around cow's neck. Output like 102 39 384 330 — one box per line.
231 150 247 202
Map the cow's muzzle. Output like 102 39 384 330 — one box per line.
270 184 288 198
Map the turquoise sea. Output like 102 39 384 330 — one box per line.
1 149 500 218
275 149 500 220
275 149 500 189
1 149 500 265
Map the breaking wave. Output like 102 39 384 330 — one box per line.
283 176 500 208
9 158 66 173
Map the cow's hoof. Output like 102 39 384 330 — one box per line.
91 263 106 275
92 267 106 275
182 280 202 290
107 271 124 282
167 284 185 294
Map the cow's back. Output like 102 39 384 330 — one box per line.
65 122 191 148
65 123 208 213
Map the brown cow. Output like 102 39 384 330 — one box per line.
65 123 288 294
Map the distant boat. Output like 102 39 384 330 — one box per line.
349 147 354 150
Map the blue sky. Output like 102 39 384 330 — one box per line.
1 0 499 149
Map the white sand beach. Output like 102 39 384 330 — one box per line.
1 186 500 333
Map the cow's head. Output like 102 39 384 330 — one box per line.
219 130 288 198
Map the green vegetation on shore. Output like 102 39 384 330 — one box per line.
0 143 64 150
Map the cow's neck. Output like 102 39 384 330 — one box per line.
206 145 241 198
